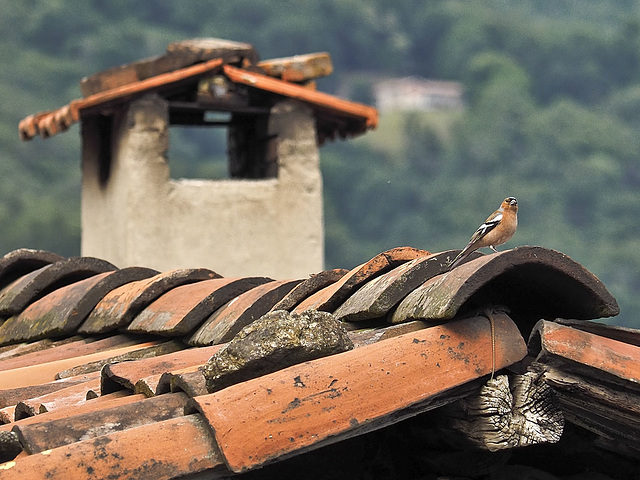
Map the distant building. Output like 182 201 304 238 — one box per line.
373 76 464 113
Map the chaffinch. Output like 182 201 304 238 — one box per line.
449 197 518 270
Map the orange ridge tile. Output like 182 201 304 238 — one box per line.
223 64 378 130
294 247 429 313
392 246 620 325
19 58 225 141
79 268 220 334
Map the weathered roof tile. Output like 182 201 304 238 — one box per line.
188 279 303 346
14 392 190 454
79 268 219 334
0 335 145 372
0 257 117 319
334 250 479 323
0 249 64 291
531 320 640 384
0 267 157 344
392 246 619 325
157 366 209 397
294 246 430 313
0 391 144 430
100 344 221 395
127 276 271 336
0 339 160 390
0 373 98 412
14 375 101 419
0 414 224 480
270 268 349 312
55 340 184 380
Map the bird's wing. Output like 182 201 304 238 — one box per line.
467 212 502 245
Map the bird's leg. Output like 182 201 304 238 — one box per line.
489 246 498 253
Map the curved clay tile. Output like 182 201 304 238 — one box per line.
333 250 482 323
127 277 271 336
0 257 118 318
270 268 349 312
188 279 303 346
0 267 158 345
391 246 620 326
293 247 430 313
78 268 220 334
0 249 64 291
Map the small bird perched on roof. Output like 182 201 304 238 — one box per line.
448 197 518 270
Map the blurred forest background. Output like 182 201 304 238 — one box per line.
2 0 640 326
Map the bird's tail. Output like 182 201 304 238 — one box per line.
448 247 470 271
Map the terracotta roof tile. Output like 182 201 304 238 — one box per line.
0 391 144 430
127 276 271 336
0 335 145 372
294 246 430 313
334 250 479 323
0 373 98 412
156 366 209 397
269 268 349 312
0 336 85 362
0 268 157 344
532 320 640 384
100 345 221 395
0 257 117 320
554 317 640 347
14 392 190 454
392 246 620 325
79 268 219 334
0 414 223 480
14 376 101 419
0 249 64 291
0 340 160 390
56 340 184 380
192 312 526 473
188 279 303 346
